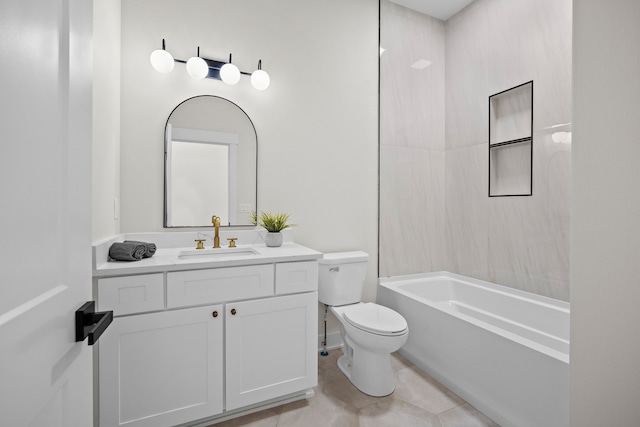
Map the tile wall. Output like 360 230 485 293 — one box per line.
380 0 572 301
379 0 447 276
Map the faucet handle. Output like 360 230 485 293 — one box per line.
227 238 237 248
194 239 205 250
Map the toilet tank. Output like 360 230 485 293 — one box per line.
318 251 369 306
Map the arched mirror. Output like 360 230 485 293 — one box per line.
164 95 257 227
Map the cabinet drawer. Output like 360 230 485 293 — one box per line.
98 274 164 316
275 261 318 294
167 264 274 308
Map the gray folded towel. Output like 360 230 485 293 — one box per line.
124 240 157 258
109 242 146 261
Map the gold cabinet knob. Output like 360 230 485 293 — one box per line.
194 239 205 250
212 311 218 318
230 308 237 315
227 237 237 248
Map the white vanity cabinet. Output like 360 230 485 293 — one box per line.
95 256 319 427
98 304 224 427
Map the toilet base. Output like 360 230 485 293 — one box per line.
337 335 395 397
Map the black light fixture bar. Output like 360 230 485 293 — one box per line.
173 57 250 80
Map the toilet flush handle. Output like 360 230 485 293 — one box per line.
329 267 340 272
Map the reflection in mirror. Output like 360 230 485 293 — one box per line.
164 96 257 227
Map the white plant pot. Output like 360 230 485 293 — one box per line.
264 232 283 247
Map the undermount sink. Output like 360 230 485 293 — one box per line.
178 247 259 260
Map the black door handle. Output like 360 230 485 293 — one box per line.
75 301 113 345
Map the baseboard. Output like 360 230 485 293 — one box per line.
317 331 343 353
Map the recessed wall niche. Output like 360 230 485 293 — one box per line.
488 81 533 197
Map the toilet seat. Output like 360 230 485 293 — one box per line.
343 303 407 336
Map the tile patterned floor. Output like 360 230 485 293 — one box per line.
212 350 499 427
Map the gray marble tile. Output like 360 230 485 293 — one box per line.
380 145 446 277
444 144 490 281
322 367 393 409
318 348 343 373
486 128 571 301
211 407 281 427
214 352 498 427
438 403 500 427
359 397 442 427
445 0 490 151
392 366 465 415
487 0 572 131
380 0 445 152
390 351 414 372
278 390 358 427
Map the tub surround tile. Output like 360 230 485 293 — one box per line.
380 1 445 152
444 144 489 281
486 128 571 301
487 0 572 131
379 145 446 277
444 0 489 151
442 0 572 299
380 0 448 279
381 0 572 301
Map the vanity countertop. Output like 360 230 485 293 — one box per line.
93 230 322 278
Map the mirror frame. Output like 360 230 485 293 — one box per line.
163 95 258 228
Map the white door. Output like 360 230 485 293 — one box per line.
0 0 94 426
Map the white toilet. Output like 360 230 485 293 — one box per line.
318 251 408 396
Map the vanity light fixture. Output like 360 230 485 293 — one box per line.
149 39 270 90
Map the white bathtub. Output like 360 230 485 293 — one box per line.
377 271 569 427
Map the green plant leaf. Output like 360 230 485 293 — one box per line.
255 211 294 232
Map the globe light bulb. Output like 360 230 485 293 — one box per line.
251 69 270 90
150 49 174 73
186 56 208 79
220 62 241 85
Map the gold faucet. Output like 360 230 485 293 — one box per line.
211 215 221 248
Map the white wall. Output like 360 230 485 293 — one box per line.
92 0 121 241
571 1 640 425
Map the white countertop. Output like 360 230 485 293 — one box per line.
93 230 322 278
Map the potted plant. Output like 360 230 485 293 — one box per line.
251 211 294 247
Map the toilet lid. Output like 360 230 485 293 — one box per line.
343 303 407 335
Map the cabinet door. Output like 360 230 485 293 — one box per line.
225 292 318 410
99 305 223 427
